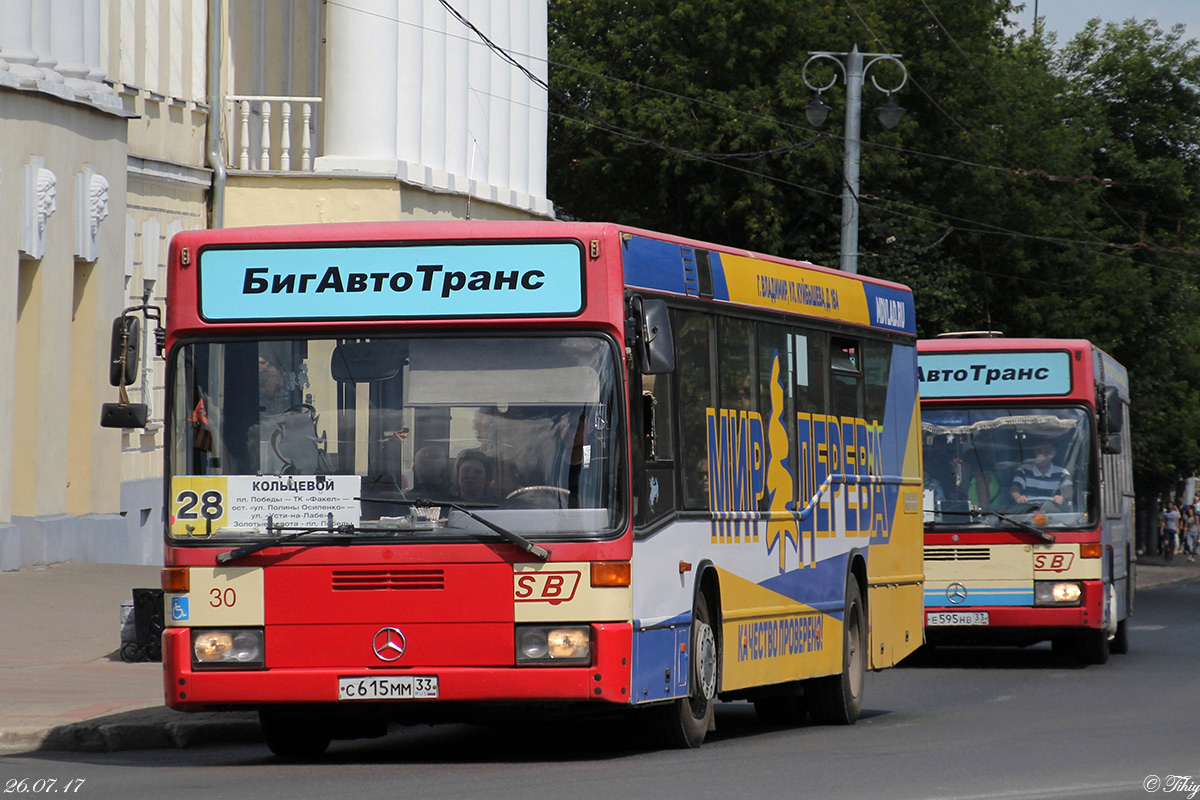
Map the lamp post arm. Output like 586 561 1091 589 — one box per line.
840 47 864 274
803 47 907 275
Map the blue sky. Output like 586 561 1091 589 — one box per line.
1009 0 1200 43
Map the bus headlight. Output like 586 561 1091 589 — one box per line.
515 625 591 665
191 628 265 668
1034 581 1082 606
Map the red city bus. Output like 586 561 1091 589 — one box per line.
102 220 924 755
918 335 1134 663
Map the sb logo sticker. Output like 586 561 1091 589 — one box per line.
514 571 582 605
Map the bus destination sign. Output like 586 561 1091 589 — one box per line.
917 351 1072 398
197 241 585 321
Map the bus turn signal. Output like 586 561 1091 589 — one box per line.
591 562 631 587
161 567 189 593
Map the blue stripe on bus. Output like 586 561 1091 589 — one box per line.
622 236 690 295
924 588 1034 607
861 281 917 335
761 551 850 621
708 251 729 300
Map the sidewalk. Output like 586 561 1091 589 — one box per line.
1 556 1197 755
0 563 259 754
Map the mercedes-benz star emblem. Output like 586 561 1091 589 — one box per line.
372 627 407 662
946 582 968 605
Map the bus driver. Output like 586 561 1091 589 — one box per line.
1009 440 1072 509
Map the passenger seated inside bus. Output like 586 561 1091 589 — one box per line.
411 445 453 500
453 449 498 504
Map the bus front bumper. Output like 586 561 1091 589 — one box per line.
924 579 1106 645
163 622 633 710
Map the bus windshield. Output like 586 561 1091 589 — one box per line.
170 334 623 541
921 406 1093 531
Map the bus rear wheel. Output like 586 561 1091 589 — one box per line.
260 710 333 759
807 578 865 725
753 684 806 727
653 593 717 748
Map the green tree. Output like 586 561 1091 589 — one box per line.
547 2 1200 502
1051 20 1200 499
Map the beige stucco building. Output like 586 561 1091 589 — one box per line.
0 0 553 570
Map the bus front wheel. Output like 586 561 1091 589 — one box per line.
1110 617 1130 655
1075 628 1111 665
260 710 333 759
806 578 865 725
653 593 717 748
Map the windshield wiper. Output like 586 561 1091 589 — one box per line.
933 508 1056 543
217 514 355 564
358 495 551 561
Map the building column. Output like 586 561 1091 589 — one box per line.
50 0 92 94
0 0 45 84
31 0 63 84
82 0 109 85
314 0 399 174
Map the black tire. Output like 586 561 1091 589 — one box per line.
753 688 806 726
1051 636 1073 659
1075 628 1111 665
807 578 865 725
653 593 717 748
1110 618 1130 655
260 711 333 759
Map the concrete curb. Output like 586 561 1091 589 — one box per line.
1 709 261 754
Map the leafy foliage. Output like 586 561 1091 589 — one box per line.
547 1 1200 500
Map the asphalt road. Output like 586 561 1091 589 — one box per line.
5 581 1197 800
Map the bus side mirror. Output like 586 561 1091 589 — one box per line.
100 401 149 429
109 315 140 387
100 308 160 430
1102 385 1124 434
331 340 402 383
1100 385 1124 455
631 297 675 375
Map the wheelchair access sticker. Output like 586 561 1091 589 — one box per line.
171 597 190 621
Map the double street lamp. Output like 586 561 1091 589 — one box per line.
802 46 908 274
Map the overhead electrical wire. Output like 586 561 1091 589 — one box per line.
327 0 1200 264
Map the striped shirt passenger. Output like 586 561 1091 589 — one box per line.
1009 441 1072 507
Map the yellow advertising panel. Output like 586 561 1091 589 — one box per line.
721 254 872 327
715 567 841 691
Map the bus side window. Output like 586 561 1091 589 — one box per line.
675 310 715 510
830 336 862 420
642 373 673 462
794 329 826 508
796 330 826 416
863 339 896 472
718 317 755 411
757 323 795 512
636 370 677 526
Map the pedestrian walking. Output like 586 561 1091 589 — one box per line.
1186 506 1199 562
1161 501 1180 561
